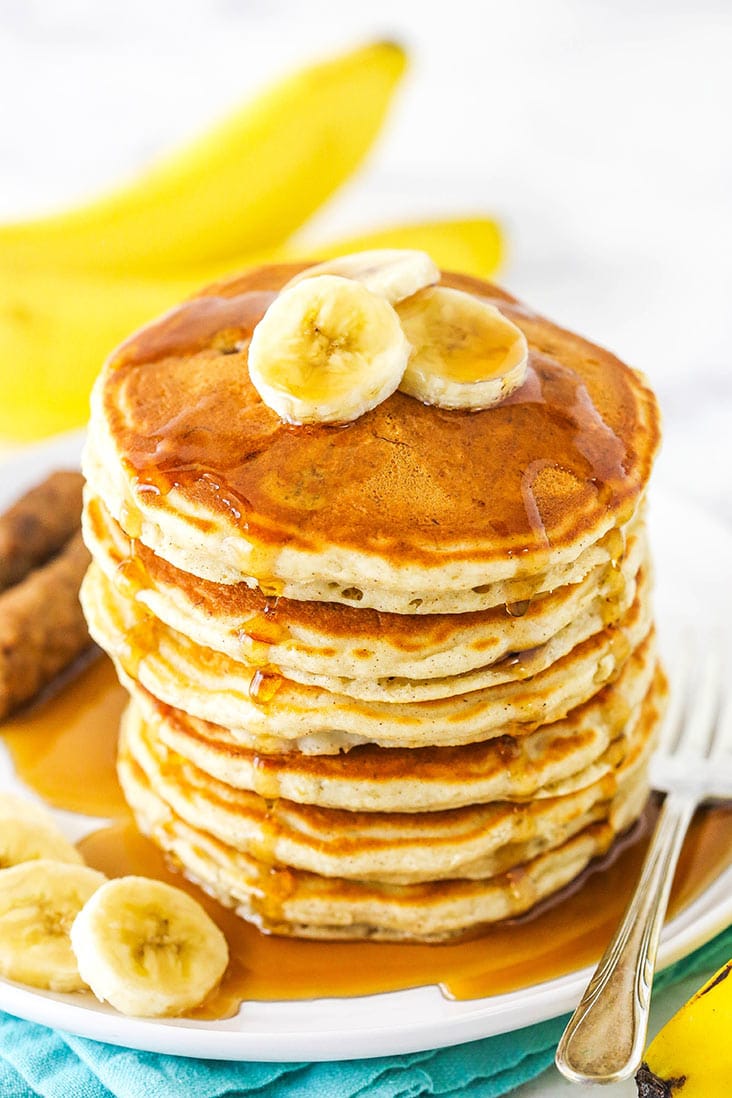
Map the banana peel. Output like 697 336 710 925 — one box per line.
0 218 504 440
0 42 406 274
636 960 732 1097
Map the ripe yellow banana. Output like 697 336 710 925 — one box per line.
0 266 197 438
0 42 405 275
636 960 732 1097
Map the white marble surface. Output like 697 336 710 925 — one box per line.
1 2 731 1094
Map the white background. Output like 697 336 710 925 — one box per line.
1 2 731 1093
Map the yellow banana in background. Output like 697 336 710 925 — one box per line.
209 217 504 287
0 41 405 274
0 267 196 439
636 959 732 1097
291 218 504 279
0 40 505 439
0 218 504 439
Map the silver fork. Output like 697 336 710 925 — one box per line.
555 632 732 1084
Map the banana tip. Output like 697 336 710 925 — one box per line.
371 38 408 69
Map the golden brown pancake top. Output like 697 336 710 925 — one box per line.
101 265 661 567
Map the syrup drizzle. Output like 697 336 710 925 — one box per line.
103 269 639 568
248 669 284 705
601 527 628 626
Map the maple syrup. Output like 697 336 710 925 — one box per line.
601 526 628 626
258 580 285 599
248 669 284 705
0 655 128 817
495 646 542 680
1 654 730 1018
114 289 278 370
75 800 732 1016
239 608 287 647
100 266 644 571
115 553 146 600
250 753 284 799
119 501 143 540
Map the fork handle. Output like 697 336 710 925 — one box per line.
555 791 697 1084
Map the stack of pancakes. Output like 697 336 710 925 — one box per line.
81 265 664 942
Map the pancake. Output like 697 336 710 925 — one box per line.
81 559 653 751
125 646 664 813
83 265 660 613
118 739 650 941
83 492 646 691
119 686 658 885
80 259 663 942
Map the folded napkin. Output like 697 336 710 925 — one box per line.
2 926 731 1098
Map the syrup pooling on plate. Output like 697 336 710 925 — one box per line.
2 656 731 1016
0 656 128 818
75 805 732 1015
102 266 645 568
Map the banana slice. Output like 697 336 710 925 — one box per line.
396 285 529 410
0 860 106 991
248 274 410 425
0 793 84 869
71 876 228 1017
285 249 440 304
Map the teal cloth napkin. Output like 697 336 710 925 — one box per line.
1 926 730 1098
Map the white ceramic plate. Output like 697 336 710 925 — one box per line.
0 431 730 1062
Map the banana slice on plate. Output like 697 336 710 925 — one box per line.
0 860 106 991
71 876 228 1017
285 249 440 304
248 274 410 425
396 285 529 410
0 793 85 868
